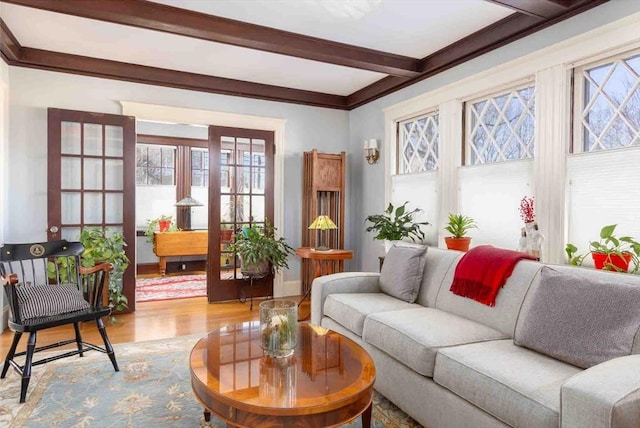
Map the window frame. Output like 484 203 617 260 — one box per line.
191 147 209 188
396 108 440 175
135 134 208 229
464 79 536 166
135 143 177 186
571 49 640 154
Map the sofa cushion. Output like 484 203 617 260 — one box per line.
16 283 90 321
323 293 420 336
362 307 507 376
379 244 427 303
415 248 463 308
434 340 581 428
435 258 541 337
515 266 640 369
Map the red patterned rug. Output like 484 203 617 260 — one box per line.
136 274 207 302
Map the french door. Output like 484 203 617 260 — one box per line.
207 126 274 303
47 108 136 311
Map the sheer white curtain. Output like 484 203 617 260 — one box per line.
458 160 534 250
391 172 439 246
566 146 640 266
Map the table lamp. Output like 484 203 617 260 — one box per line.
308 215 337 251
175 196 203 231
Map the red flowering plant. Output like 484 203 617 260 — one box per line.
519 196 535 224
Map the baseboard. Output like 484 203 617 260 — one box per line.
280 280 301 298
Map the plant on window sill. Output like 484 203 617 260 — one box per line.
444 213 477 252
565 224 640 274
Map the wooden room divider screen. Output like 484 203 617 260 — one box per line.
301 150 346 296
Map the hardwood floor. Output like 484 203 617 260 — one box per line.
0 296 309 356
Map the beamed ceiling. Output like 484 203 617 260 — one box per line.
0 0 608 110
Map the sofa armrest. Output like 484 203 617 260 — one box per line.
310 272 381 325
561 355 640 428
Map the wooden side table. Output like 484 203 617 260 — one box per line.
295 247 353 315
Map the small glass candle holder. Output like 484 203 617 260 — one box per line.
260 300 298 358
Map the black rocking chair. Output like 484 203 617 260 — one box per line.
0 240 119 403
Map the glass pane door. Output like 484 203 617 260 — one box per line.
208 126 274 303
48 109 136 311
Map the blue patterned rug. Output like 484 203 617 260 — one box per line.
1 335 421 427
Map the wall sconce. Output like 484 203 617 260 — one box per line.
363 138 379 165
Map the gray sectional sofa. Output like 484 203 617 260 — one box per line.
310 246 640 428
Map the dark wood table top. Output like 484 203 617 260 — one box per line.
190 322 375 427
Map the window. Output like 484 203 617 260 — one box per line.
466 85 535 165
574 52 640 152
398 111 439 174
135 144 175 185
191 148 209 187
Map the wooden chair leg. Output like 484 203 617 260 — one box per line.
20 332 37 403
1 332 22 378
96 318 119 372
73 322 84 357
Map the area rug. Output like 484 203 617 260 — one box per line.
0 335 422 428
136 274 207 302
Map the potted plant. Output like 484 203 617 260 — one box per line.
46 227 130 313
566 224 640 274
144 215 177 243
227 221 294 276
76 227 131 314
444 213 477 252
365 201 429 252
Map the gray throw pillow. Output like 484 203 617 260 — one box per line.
515 266 640 368
379 244 427 303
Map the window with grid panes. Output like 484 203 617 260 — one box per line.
135 144 175 185
574 52 640 152
191 148 209 187
567 50 640 265
466 85 535 165
398 111 439 174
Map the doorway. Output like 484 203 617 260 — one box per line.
134 123 209 303
121 101 287 298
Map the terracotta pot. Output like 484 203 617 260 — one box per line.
444 237 472 252
592 252 631 272
158 219 171 232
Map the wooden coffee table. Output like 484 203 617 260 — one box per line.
190 322 376 427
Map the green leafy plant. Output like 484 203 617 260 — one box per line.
227 221 294 275
444 213 477 238
144 215 178 243
365 201 429 242
566 224 640 274
79 227 131 311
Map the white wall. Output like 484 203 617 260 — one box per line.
348 0 640 272
6 69 350 287
0 59 8 331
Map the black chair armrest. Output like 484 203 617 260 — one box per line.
2 273 21 322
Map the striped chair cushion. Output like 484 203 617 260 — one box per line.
16 283 90 321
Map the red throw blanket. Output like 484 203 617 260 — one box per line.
450 245 536 307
